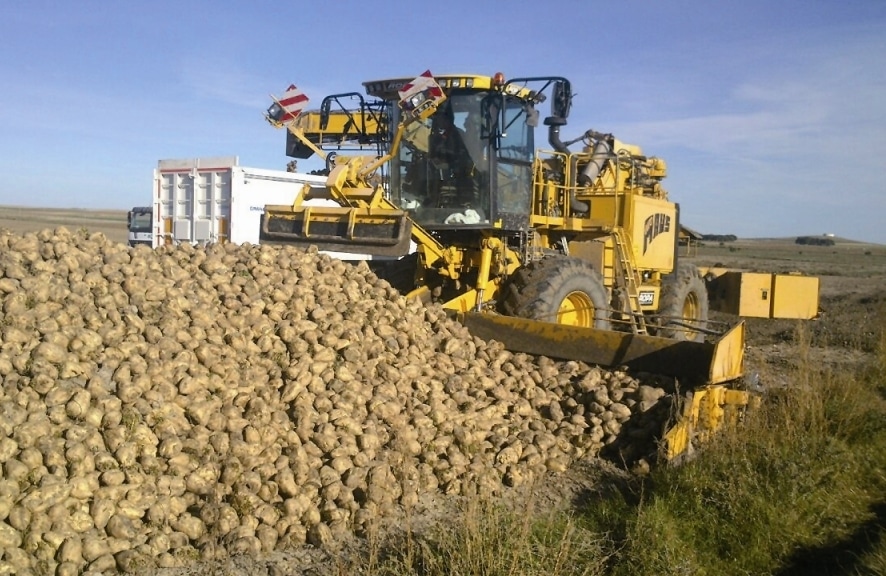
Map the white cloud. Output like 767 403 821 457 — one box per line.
563 26 886 242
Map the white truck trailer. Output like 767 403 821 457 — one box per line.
151 156 331 249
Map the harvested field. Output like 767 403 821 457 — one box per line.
0 208 884 575
0 206 129 245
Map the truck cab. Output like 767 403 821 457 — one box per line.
127 206 153 246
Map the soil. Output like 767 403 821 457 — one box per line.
1 206 884 575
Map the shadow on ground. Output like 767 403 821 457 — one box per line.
775 501 885 576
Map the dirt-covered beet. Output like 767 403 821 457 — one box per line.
0 228 671 574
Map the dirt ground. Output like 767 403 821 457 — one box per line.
2 206 884 574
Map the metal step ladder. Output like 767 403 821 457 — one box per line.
612 227 648 334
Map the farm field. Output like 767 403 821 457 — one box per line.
0 205 129 245
0 207 884 575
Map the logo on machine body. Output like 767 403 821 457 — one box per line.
643 213 671 253
383 81 408 92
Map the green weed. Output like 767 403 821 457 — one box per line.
582 317 886 575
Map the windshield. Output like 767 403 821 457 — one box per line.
388 90 534 231
129 211 151 231
391 91 491 228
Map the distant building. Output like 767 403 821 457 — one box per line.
679 225 704 255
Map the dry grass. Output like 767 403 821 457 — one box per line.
346 495 612 576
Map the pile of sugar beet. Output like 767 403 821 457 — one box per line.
0 227 674 574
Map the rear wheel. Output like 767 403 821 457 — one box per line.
658 263 709 342
501 257 610 329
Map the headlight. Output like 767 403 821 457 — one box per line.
266 102 285 122
408 93 426 110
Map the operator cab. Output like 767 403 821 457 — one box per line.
365 75 536 232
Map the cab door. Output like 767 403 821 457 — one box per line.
488 95 534 230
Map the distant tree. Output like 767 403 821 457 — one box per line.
702 234 737 242
795 236 835 246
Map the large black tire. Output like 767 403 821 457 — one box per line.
367 254 418 294
501 257 611 329
658 263 709 342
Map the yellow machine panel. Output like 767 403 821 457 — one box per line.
772 274 820 319
708 272 772 317
705 271 819 319
586 195 618 226
628 195 677 273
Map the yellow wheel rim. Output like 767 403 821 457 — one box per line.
682 291 701 337
557 291 595 327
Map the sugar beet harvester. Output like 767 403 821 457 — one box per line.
260 72 818 459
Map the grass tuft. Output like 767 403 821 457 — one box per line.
351 495 611 576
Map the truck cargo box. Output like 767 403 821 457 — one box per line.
153 156 329 248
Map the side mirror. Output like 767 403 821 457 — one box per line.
552 80 572 119
526 105 539 128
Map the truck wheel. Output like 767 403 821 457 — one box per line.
658 263 709 342
501 257 610 329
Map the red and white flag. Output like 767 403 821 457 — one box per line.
398 70 443 103
275 84 309 123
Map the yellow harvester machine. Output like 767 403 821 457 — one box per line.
260 72 819 459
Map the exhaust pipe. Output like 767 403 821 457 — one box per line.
546 117 569 154
546 117 590 213
578 139 611 186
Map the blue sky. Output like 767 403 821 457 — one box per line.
1 1 884 243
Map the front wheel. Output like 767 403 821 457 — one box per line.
657 263 709 342
501 257 611 330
